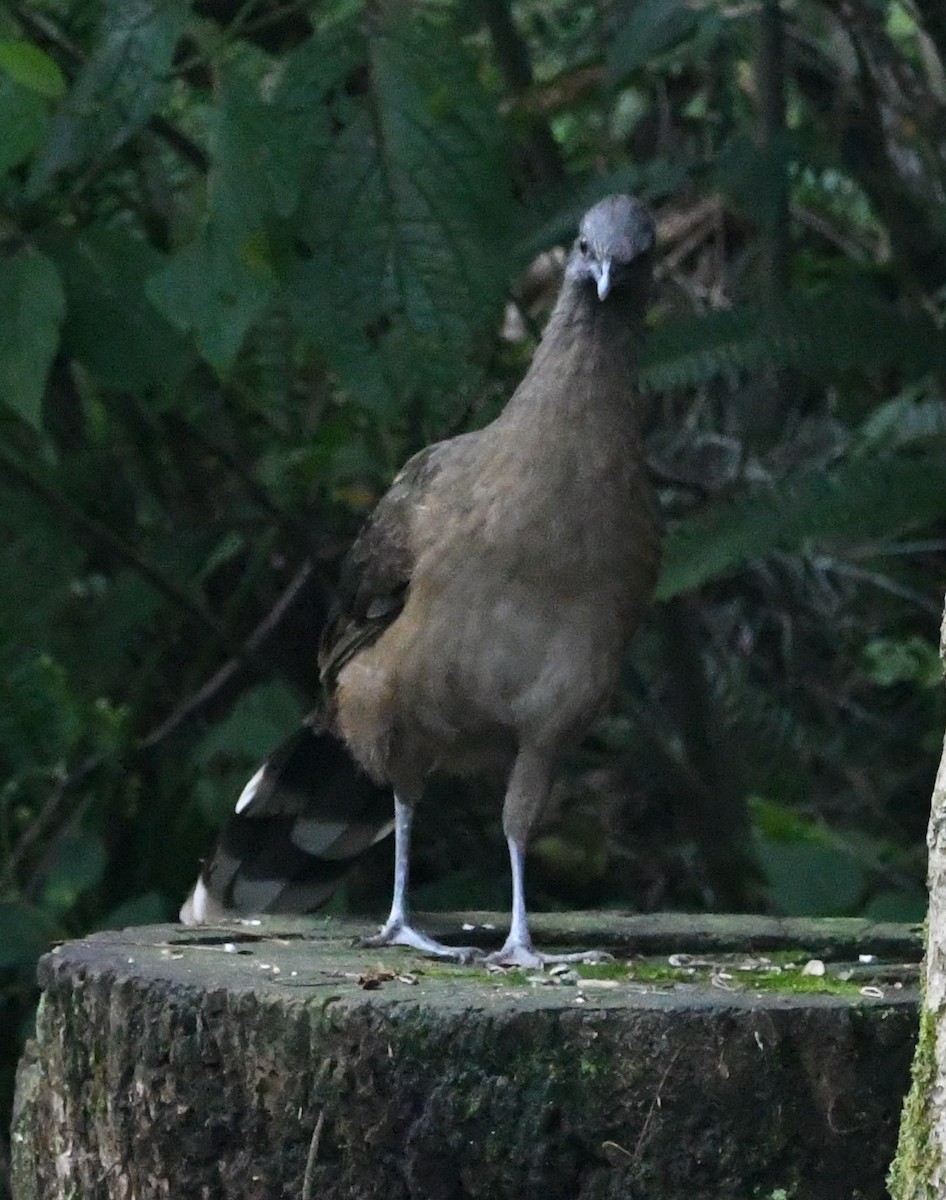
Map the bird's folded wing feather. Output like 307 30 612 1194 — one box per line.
318 437 463 689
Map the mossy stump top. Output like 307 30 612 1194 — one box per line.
12 911 921 1200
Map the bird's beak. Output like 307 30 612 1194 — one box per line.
594 257 612 301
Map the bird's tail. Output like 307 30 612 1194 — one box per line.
179 713 393 924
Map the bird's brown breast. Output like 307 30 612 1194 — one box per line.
334 394 659 791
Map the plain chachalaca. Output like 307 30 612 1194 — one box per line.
181 194 662 966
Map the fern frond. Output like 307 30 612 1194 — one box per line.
658 451 946 599
855 388 946 453
640 292 943 392
705 655 813 801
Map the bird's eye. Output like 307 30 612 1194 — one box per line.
578 238 589 255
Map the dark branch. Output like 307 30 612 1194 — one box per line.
0 448 243 662
477 0 565 187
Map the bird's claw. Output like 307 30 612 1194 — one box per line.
360 920 483 964
484 943 614 969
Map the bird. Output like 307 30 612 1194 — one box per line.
181 194 663 967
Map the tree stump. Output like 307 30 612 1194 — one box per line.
12 912 921 1200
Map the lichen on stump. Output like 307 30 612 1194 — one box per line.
11 913 921 1200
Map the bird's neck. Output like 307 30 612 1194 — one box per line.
474 275 657 583
511 279 644 423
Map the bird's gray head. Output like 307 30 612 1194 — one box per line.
566 194 656 302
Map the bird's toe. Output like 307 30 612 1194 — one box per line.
360 921 483 963
485 942 613 969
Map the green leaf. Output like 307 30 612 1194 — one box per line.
97 891 170 930
412 869 509 912
0 39 66 99
750 801 868 916
861 889 927 923
715 132 794 231
195 680 305 766
0 250 66 430
41 830 108 914
608 0 701 88
288 9 518 414
29 0 189 191
862 636 942 688
657 452 946 599
855 388 946 453
259 34 347 218
50 225 192 391
0 653 83 770
0 73 49 174
145 51 279 373
755 838 867 916
0 900 55 969
147 228 275 375
751 796 820 844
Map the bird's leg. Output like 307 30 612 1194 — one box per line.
361 793 482 962
485 751 611 969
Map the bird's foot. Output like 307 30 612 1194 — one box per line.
360 919 483 964
484 941 613 970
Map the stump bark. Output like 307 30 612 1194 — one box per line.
12 912 921 1200
889 602 946 1199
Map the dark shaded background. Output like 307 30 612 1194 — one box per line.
2 1 945 1191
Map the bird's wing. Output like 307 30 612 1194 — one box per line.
317 437 463 690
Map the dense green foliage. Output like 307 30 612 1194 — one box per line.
1 0 945 1185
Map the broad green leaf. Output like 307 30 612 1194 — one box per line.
715 132 794 231
45 570 164 696
755 838 866 916
208 48 287 238
0 900 55 969
657 452 946 599
97 891 170 930
195 680 305 765
193 680 306 824
0 250 66 430
145 51 279 373
50 225 192 391
41 829 108 914
288 9 518 415
29 0 189 191
608 0 701 87
0 74 49 174
52 227 190 390
0 39 66 99
146 228 275 375
0 494 86 669
861 889 927 923
750 797 869 916
260 33 348 217
0 652 83 770
412 869 509 912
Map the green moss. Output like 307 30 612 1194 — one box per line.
416 952 905 998
624 957 871 997
888 998 940 1199
413 965 487 981
739 970 864 997
572 960 631 980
